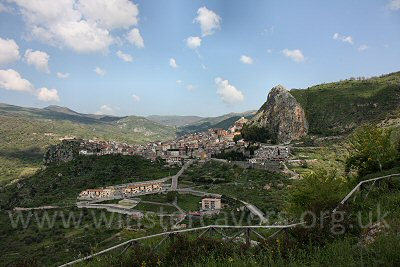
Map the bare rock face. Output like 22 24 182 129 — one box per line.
251 85 308 144
43 139 81 166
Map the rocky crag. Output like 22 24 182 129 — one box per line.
43 139 81 166
250 85 308 144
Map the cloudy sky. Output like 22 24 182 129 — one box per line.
0 0 399 117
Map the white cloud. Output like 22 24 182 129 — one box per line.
94 66 106 76
77 0 139 30
53 20 114 53
282 48 305 63
201 63 207 70
37 87 59 102
0 69 35 92
57 72 70 78
389 0 400 10
0 68 60 101
24 49 50 73
267 49 272 54
240 55 253 65
215 77 244 106
358 44 368 51
116 50 133 62
126 28 144 48
132 94 140 102
0 38 20 65
176 79 182 84
194 6 221 37
169 58 178 68
95 104 119 115
186 36 202 49
186 84 196 91
333 33 353 44
10 0 141 53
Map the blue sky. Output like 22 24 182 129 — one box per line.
0 0 399 117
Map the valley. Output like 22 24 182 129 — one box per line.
1 72 400 266
1 1 400 265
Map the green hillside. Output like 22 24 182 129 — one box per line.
0 104 176 185
0 155 178 209
290 72 400 136
0 155 178 266
177 111 255 135
146 115 204 127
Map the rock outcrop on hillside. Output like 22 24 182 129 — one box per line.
250 85 308 144
43 139 81 166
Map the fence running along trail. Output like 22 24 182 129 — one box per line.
59 173 400 266
58 223 305 267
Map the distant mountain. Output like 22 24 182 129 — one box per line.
0 104 175 149
177 110 256 135
290 71 400 135
43 105 83 116
147 115 204 127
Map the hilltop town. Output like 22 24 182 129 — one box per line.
63 117 290 166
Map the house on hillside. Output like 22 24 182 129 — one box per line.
123 181 164 196
201 197 222 211
79 187 115 199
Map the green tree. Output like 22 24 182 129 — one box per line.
233 134 242 143
166 191 178 202
287 169 345 216
346 125 397 177
241 124 272 143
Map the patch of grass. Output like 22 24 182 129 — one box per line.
177 194 202 212
134 202 177 214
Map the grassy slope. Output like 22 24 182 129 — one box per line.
177 111 255 135
146 115 204 127
0 155 181 266
290 72 400 135
0 155 178 208
180 161 290 212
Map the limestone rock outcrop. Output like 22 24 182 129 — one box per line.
250 85 308 144
43 139 81 166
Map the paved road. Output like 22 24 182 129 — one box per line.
240 200 268 224
228 196 268 224
171 160 193 190
176 188 221 198
76 202 142 217
282 162 300 179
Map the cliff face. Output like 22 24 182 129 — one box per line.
250 85 308 144
43 139 81 166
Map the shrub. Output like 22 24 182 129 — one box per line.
241 124 273 143
286 169 346 216
346 125 398 178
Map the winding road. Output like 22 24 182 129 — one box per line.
170 160 193 190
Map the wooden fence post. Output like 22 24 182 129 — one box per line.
245 227 251 247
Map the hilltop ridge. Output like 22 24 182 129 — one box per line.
290 71 400 135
